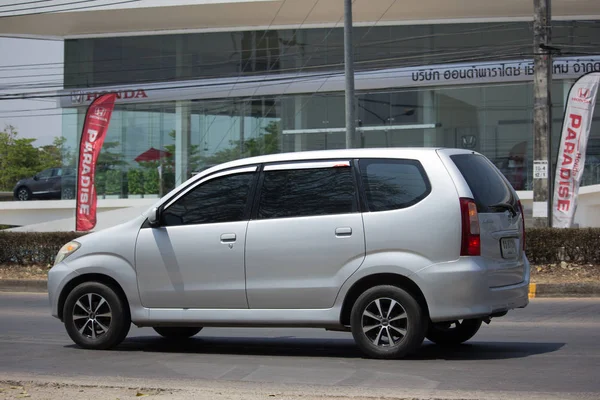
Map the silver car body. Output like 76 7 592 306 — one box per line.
48 148 530 329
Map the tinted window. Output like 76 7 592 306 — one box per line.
162 172 254 226
359 159 430 212
37 169 53 179
451 154 515 213
258 166 356 219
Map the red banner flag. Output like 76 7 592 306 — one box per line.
76 93 117 231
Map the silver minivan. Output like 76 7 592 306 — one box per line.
48 148 530 359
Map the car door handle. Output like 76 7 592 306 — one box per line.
220 233 237 243
335 227 352 237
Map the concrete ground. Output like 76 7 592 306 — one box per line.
0 293 599 399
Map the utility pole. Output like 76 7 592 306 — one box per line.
344 0 356 149
532 0 552 227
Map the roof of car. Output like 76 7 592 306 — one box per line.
196 147 474 177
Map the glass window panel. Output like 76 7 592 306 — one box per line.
258 167 356 219
162 172 254 226
359 159 430 212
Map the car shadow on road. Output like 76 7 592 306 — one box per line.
90 336 565 360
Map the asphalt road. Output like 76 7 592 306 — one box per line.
0 293 599 398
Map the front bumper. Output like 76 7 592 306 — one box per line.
414 256 530 323
47 262 79 319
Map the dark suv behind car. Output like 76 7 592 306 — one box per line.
13 167 76 201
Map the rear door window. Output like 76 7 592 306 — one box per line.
450 153 516 213
257 163 357 220
359 159 431 212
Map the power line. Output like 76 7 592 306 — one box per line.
0 0 133 14
0 0 140 18
2 35 596 89
0 23 542 71
0 46 592 101
359 0 397 40
0 0 51 8
0 42 544 91
0 19 594 71
195 0 290 164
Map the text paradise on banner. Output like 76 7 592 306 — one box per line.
75 93 117 232
552 72 600 228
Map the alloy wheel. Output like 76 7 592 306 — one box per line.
72 293 113 340
17 188 29 201
361 297 408 347
62 187 74 199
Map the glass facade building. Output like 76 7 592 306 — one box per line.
59 21 600 199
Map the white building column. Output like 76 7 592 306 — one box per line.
422 90 437 147
175 100 191 186
294 95 306 152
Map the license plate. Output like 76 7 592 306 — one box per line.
500 238 518 259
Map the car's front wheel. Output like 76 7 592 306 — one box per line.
153 327 202 339
16 187 31 201
350 285 426 359
63 282 131 350
426 318 482 346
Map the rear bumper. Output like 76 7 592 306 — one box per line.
413 256 530 323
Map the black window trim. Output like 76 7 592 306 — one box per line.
142 165 260 229
358 157 432 213
250 158 361 221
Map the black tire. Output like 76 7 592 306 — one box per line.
62 187 75 200
426 318 483 346
350 285 426 359
63 281 131 350
153 327 202 339
16 186 31 201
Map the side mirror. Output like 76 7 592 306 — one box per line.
147 207 161 227
33 175 39 181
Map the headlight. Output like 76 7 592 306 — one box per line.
54 241 81 265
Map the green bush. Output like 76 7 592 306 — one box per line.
526 228 600 264
0 232 86 266
144 168 159 194
161 170 175 194
127 168 144 195
95 171 106 196
105 170 122 195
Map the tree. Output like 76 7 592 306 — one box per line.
204 120 281 166
38 137 72 170
0 125 63 191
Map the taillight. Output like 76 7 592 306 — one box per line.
460 198 480 256
518 200 526 251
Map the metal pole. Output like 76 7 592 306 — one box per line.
344 0 356 149
532 0 552 227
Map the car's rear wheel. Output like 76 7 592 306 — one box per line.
426 318 483 346
153 327 202 339
350 285 426 359
63 282 130 350
16 187 31 201
62 187 75 200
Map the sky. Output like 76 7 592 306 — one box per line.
0 37 64 147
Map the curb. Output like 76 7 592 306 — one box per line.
528 282 600 298
1 280 599 297
0 279 47 293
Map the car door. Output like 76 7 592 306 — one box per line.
47 168 63 195
29 168 54 195
245 160 366 310
135 166 258 309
